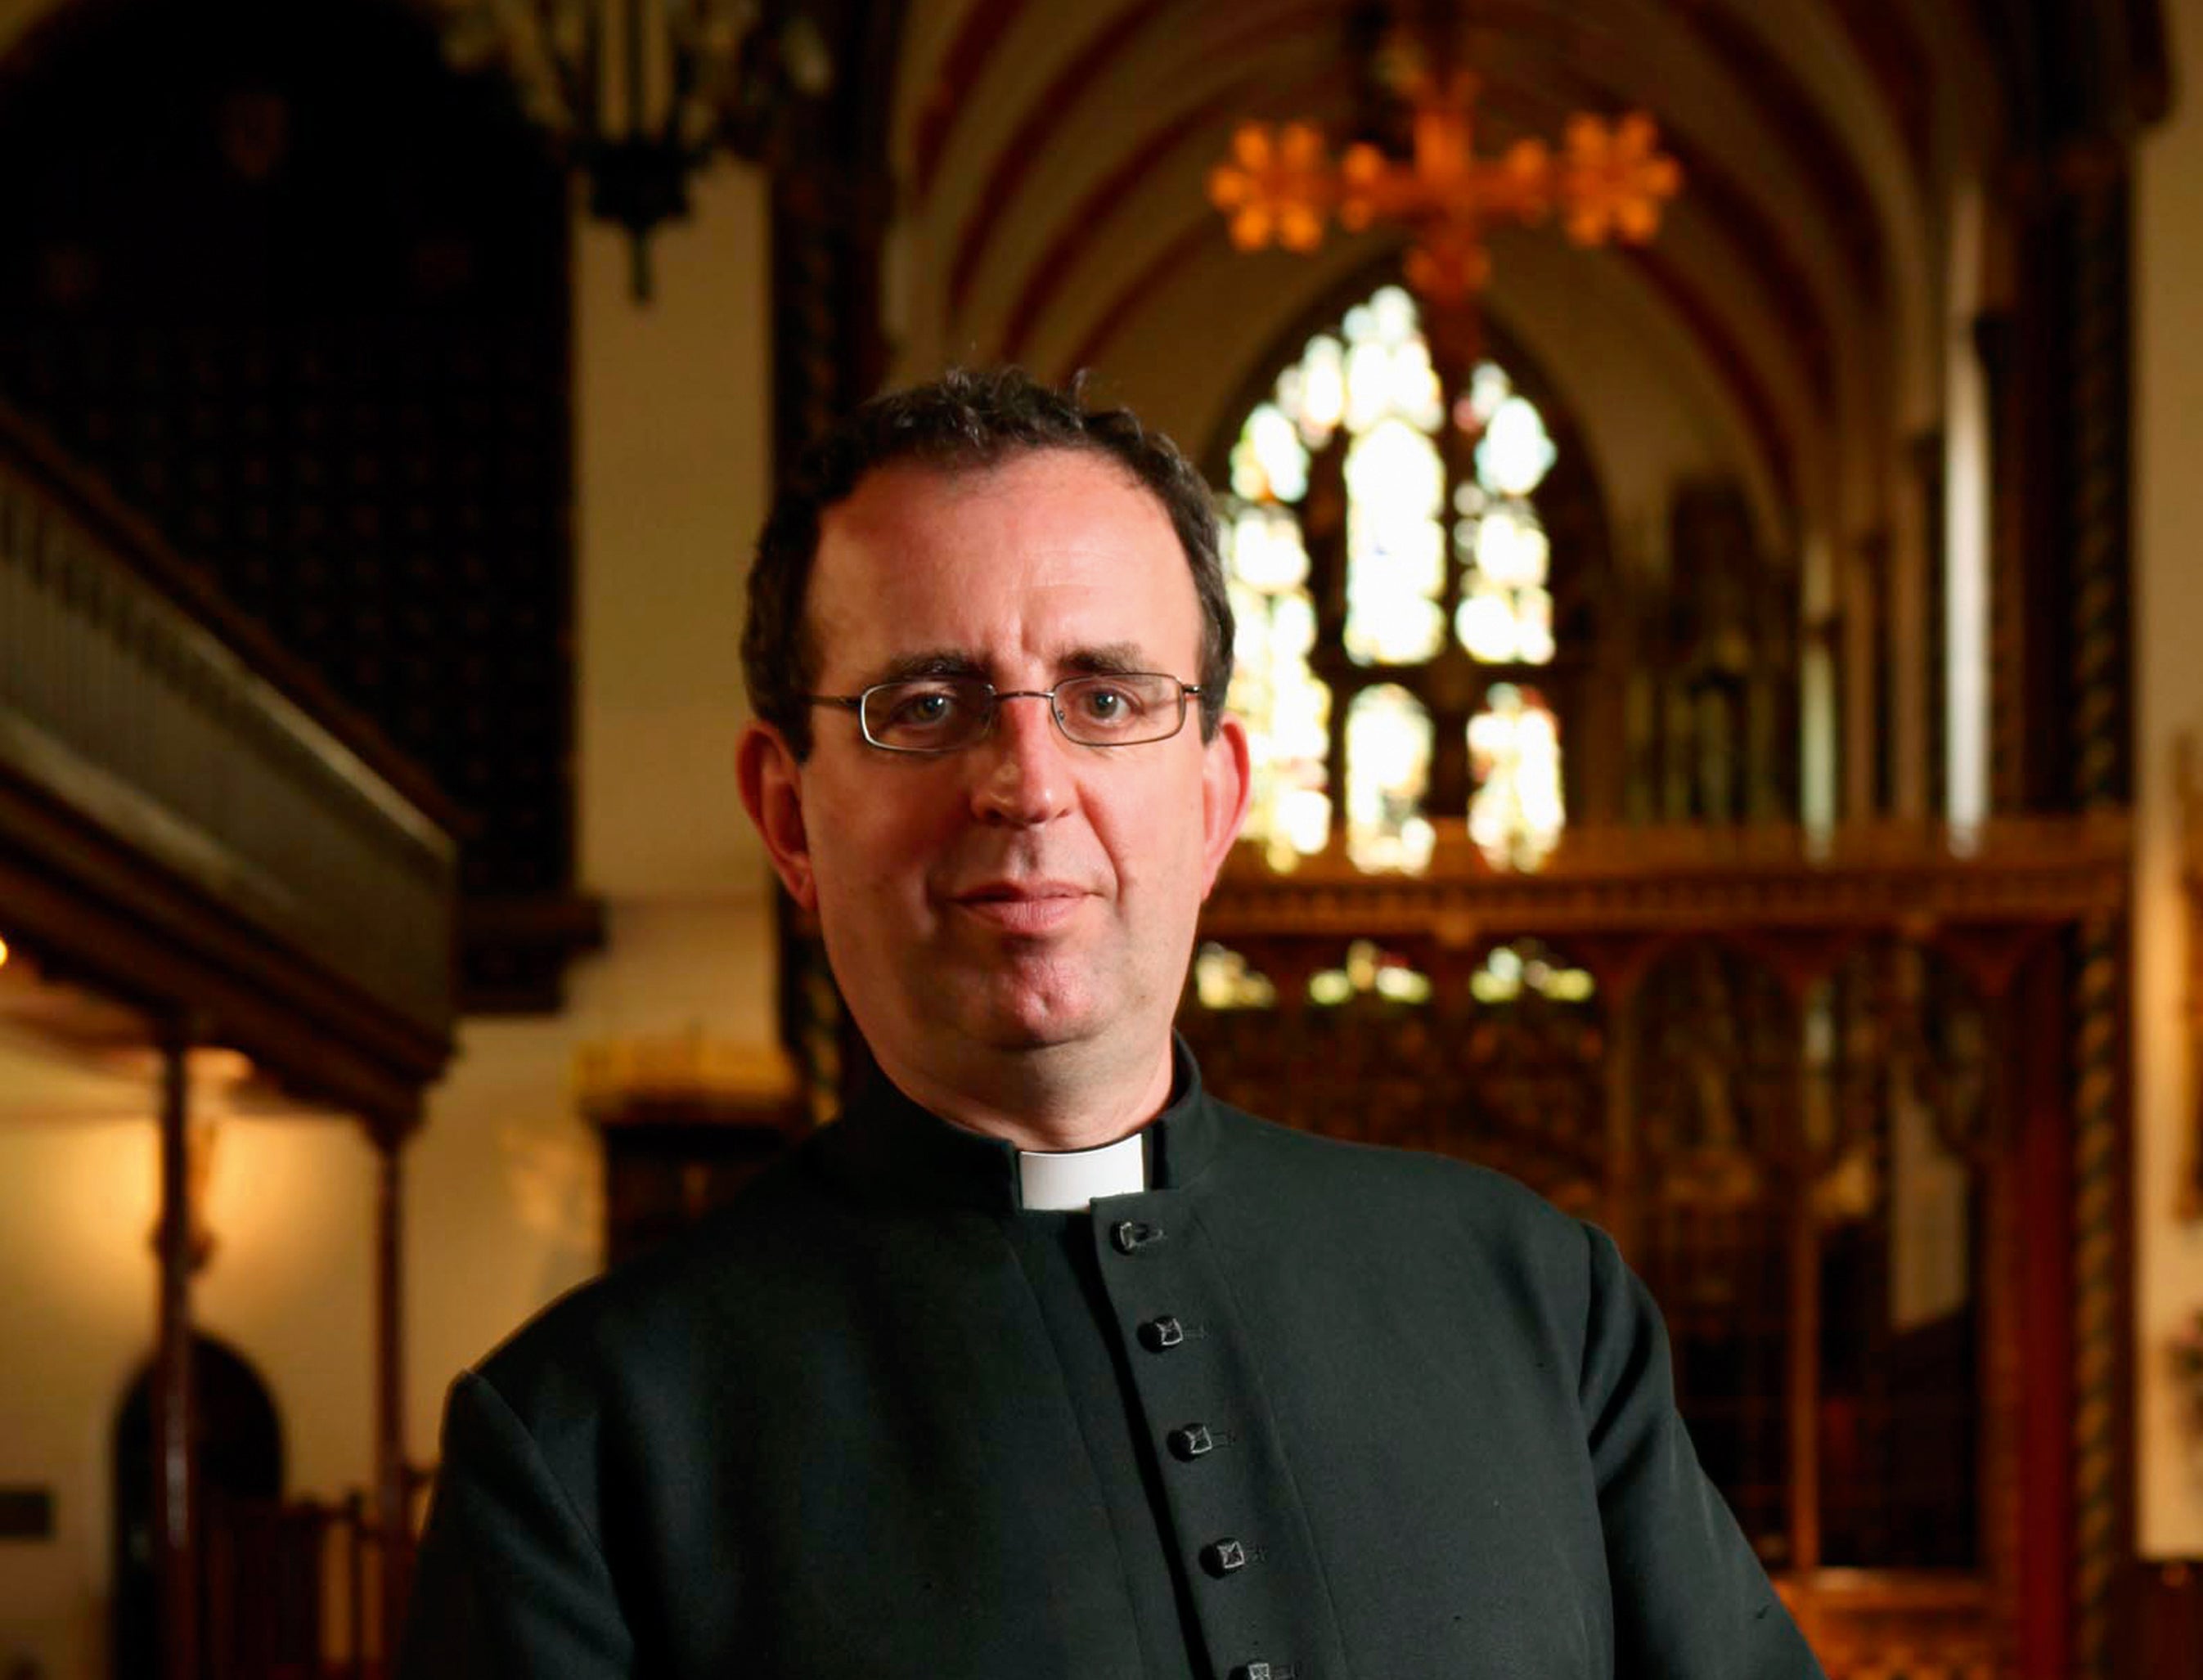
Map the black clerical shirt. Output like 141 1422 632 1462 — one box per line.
399 1044 1824 1678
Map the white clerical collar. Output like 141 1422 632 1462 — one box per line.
1017 1131 1148 1211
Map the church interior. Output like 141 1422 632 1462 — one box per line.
1 0 2200 1673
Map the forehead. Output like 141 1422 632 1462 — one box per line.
806 450 1201 676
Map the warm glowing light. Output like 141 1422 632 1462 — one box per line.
1230 402 1310 502
1470 942 1597 1004
1207 121 1334 254
1293 335 1347 437
1343 419 1447 665
1476 397 1557 496
1230 507 1310 591
1468 684 1566 870
1209 67 1681 309
1454 364 1557 667
1472 506 1549 586
1346 685 1436 873
1558 111 1684 246
1224 510 1332 869
1310 939 1433 1007
1193 942 1279 1010
0 936 10 968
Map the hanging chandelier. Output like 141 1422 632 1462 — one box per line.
1207 34 1681 317
438 1 834 300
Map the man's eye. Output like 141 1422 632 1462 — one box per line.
886 687 964 728
1074 684 1145 724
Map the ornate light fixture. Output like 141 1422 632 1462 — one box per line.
438 2 834 300
1207 37 1681 323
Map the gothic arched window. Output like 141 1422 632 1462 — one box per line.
1221 285 1568 873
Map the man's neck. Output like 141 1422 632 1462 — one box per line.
874 1037 1176 1154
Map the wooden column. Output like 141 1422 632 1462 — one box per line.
372 1123 410 1665
153 1019 198 1680
1785 1187 1823 1577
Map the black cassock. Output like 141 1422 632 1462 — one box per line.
400 1043 1823 1678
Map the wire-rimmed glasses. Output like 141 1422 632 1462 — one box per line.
806 673 1203 753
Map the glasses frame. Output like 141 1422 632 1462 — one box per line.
805 673 1206 755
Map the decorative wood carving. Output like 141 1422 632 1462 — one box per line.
1201 815 2127 942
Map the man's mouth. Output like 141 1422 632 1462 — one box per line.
947 882 1089 934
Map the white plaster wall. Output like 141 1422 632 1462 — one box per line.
0 1107 154 1680
406 159 782 1452
2133 0 2203 1561
0 1081 381 1680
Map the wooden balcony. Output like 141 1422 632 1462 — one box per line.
0 397 458 1122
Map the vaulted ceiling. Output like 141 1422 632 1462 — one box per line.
879 0 2153 564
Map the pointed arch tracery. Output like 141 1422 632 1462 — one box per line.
1216 280 1608 873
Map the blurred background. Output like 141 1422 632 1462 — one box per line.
0 0 2198 1673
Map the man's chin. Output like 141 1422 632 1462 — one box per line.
951 981 1104 1053
968 1004 1096 1053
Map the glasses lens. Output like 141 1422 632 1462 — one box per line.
1054 674 1186 745
861 677 991 751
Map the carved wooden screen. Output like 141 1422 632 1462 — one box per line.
1178 923 2014 1674
1190 935 1605 1211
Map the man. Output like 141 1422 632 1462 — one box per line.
401 369 1823 1677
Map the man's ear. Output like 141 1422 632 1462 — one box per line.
1199 713 1253 895
736 721 816 910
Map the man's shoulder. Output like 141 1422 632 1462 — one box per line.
1210 1101 1588 1256
461 1135 843 1422
1199 1103 1608 1345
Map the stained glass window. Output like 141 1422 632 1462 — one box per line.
1223 281 1567 874
1308 939 1433 1008
1192 941 1279 1010
1224 505 1332 868
1344 419 1448 666
1468 683 1564 870
1470 941 1598 1004
1454 363 1559 667
1346 685 1436 871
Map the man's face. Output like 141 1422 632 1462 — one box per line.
740 450 1249 1100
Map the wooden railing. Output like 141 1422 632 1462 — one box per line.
203 1467 435 1680
0 398 456 1040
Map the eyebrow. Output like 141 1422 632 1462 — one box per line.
870 649 987 685
864 641 1157 686
1059 642 1152 677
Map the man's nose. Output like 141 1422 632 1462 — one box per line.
970 692 1072 825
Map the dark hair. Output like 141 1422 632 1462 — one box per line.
742 366 1234 757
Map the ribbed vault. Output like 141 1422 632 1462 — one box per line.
885 0 2016 573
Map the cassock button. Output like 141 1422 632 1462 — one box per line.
1201 1538 1249 1577
1138 1315 1185 1351
1112 1219 1164 1254
1167 1423 1215 1461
